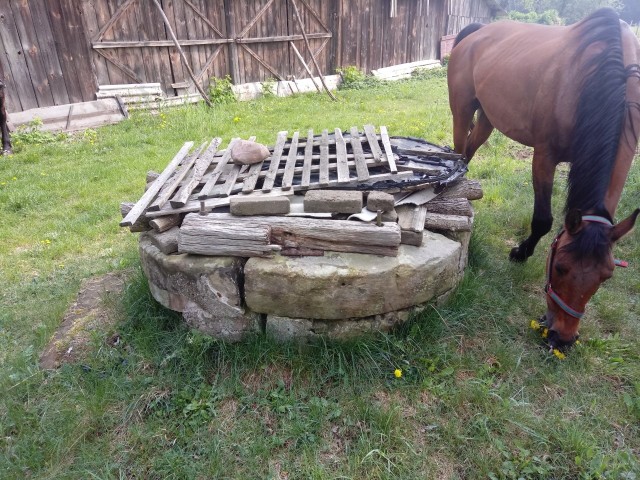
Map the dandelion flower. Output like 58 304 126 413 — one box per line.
541 328 548 339
552 349 566 360
530 319 541 330
394 368 402 378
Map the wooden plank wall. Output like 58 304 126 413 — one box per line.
0 0 496 113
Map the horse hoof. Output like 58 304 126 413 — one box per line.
509 247 528 262
2 149 12 156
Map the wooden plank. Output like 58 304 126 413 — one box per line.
261 131 288 192
170 138 221 207
281 131 300 190
11 0 54 107
0 1 38 110
58 0 97 102
149 142 206 211
120 141 194 227
301 129 314 187
199 137 239 198
397 205 428 232
319 129 329 186
334 128 350 184
380 125 397 173
363 124 383 162
349 126 369 181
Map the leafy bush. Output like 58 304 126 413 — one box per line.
337 66 384 90
261 78 277 98
11 118 67 152
508 9 563 24
411 66 447 80
208 75 237 104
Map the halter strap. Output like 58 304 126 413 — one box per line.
545 214 622 320
581 215 613 226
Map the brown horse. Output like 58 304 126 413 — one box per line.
0 80 12 155
448 8 640 350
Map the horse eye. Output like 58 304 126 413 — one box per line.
554 264 568 276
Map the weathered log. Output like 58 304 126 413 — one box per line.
120 202 151 232
179 219 279 257
439 179 483 201
182 213 401 257
426 197 474 217
424 212 472 232
149 214 181 233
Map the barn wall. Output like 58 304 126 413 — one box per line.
0 0 498 113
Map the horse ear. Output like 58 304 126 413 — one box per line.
611 208 640 243
565 209 582 235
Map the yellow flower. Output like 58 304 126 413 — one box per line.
530 319 541 330
233 116 241 123
552 349 566 360
541 328 548 339
394 368 402 378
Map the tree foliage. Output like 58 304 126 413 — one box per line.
497 0 635 25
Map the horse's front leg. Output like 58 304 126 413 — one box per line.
510 148 556 262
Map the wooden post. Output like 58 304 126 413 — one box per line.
289 42 322 94
289 0 337 101
151 0 212 107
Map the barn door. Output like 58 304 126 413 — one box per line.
86 0 228 96
227 0 332 84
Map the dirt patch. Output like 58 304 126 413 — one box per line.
39 271 127 369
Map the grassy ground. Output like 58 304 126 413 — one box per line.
1 74 639 479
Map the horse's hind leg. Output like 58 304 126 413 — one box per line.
464 108 494 160
510 147 555 262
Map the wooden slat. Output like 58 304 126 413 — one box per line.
301 129 314 187
212 136 257 198
120 141 194 226
363 124 383 162
349 126 370 181
262 131 288 192
199 138 239 198
242 163 264 193
380 125 397 173
281 131 300 190
149 142 207 211
334 128 350 184
170 138 221 207
319 129 330 186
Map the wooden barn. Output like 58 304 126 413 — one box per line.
0 0 503 114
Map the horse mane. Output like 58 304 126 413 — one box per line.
453 23 484 49
566 8 626 214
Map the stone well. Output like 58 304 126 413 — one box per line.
139 226 471 342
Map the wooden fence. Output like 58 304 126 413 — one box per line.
0 0 497 114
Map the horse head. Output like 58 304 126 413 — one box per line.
544 208 639 350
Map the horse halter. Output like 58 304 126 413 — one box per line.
545 215 627 320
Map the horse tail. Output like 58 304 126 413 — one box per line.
567 8 627 213
453 23 485 49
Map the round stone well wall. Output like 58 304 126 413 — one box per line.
139 227 471 342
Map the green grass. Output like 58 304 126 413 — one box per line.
1 76 639 479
